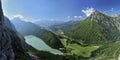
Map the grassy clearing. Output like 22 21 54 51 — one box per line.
60 39 67 47
66 44 99 57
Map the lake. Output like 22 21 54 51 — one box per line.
25 35 64 55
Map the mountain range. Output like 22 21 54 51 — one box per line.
33 20 66 28
4 9 120 60
49 20 80 32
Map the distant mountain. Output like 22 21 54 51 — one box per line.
49 20 80 32
33 20 66 28
11 18 63 49
4 16 16 31
11 18 41 35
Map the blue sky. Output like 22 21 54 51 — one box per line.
2 0 120 22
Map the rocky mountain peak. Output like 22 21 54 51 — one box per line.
110 14 120 17
87 10 116 28
91 10 102 15
89 10 108 21
89 10 109 21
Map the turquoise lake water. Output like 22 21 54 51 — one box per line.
25 35 63 55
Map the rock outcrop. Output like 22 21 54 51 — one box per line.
0 1 30 60
0 1 15 60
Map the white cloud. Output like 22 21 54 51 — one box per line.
74 16 83 19
7 14 35 22
7 14 24 20
78 16 82 18
82 7 95 17
74 16 78 18
12 15 24 19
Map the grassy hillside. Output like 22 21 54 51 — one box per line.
63 11 120 45
66 44 99 57
56 11 120 60
91 41 120 60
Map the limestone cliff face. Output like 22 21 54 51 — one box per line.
0 1 29 60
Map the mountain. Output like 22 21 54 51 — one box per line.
51 11 120 60
63 11 120 45
11 18 41 35
49 20 80 32
11 18 63 49
112 14 120 31
4 16 16 31
0 2 33 59
110 14 120 17
33 20 66 28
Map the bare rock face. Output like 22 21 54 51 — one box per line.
0 1 29 60
0 1 15 60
